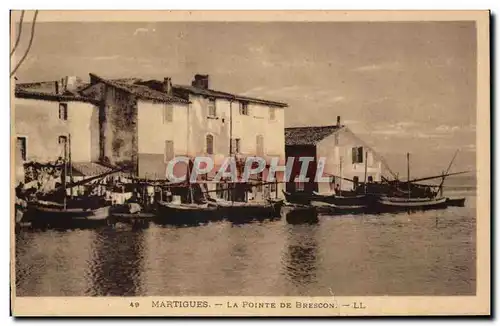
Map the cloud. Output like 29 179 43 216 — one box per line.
133 27 156 36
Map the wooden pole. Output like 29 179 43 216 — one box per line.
407 152 411 199
63 138 67 209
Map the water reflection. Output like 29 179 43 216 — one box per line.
85 227 146 296
282 224 319 289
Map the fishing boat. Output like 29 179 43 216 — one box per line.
28 198 111 229
310 200 367 215
282 190 367 206
208 197 283 223
373 196 448 213
445 197 466 207
25 134 120 229
155 200 219 226
281 202 318 224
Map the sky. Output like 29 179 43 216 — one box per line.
12 19 477 178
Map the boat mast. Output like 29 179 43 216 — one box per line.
68 133 73 199
63 136 68 209
364 151 368 194
407 152 410 199
339 156 343 197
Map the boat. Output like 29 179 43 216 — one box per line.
281 202 318 224
154 200 219 226
310 200 367 215
27 198 111 229
208 197 283 223
282 190 368 206
445 197 466 207
24 134 121 229
109 201 154 227
373 196 449 213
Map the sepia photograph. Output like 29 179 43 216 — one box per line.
10 10 490 316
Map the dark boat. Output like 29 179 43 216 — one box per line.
208 198 283 223
310 200 367 215
445 197 466 207
282 190 367 206
154 200 219 226
281 202 318 224
27 198 111 229
109 202 154 228
373 196 449 213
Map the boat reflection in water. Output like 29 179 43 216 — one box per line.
84 227 146 296
282 224 319 293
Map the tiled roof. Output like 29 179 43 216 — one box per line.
14 88 99 104
173 84 288 107
285 125 343 146
137 79 287 107
15 79 97 103
89 73 189 104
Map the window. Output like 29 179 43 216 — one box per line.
58 135 67 145
256 135 264 156
208 98 216 117
163 103 173 123
16 137 26 161
58 135 68 157
269 107 276 120
164 140 174 162
296 181 305 191
352 146 364 164
206 134 214 154
59 103 68 120
231 138 241 154
239 102 249 115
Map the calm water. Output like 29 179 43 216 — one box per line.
15 191 476 296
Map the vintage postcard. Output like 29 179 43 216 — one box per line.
10 10 490 316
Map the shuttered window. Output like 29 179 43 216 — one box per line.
16 137 26 161
206 134 214 154
208 98 216 117
269 107 276 120
256 135 264 156
231 138 241 154
352 146 364 163
163 104 173 123
59 103 68 120
164 140 174 162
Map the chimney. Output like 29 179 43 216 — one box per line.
163 77 173 95
337 115 341 127
64 76 78 92
191 74 209 89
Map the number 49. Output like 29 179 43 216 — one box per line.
130 302 140 308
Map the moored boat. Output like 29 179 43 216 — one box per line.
208 198 283 223
155 200 219 226
373 196 448 213
310 200 367 215
27 199 111 229
282 190 367 206
445 197 466 207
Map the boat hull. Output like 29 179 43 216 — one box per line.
154 201 220 226
210 199 283 223
27 202 111 229
446 197 466 207
371 197 449 213
282 190 368 206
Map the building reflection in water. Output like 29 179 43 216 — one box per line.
85 227 146 296
282 224 319 289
